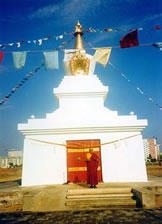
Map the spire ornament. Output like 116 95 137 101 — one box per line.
74 21 85 49
69 21 90 75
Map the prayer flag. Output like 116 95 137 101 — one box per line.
8 43 14 46
12 52 27 69
93 48 112 67
43 51 59 70
38 39 42 45
17 42 21 48
0 44 5 49
152 42 162 50
120 30 139 48
155 26 160 30
0 52 4 63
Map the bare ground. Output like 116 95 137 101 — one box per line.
146 164 162 177
0 167 22 182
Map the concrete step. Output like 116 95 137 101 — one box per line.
66 198 136 207
0 204 22 212
67 193 133 199
67 188 132 196
65 187 136 209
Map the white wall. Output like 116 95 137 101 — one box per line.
22 132 147 186
101 134 147 182
22 138 67 186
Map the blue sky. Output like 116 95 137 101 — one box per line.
0 0 162 155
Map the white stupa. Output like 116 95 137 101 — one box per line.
18 22 148 186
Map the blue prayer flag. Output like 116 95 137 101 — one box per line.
12 52 27 69
43 51 59 70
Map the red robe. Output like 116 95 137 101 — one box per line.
86 153 99 185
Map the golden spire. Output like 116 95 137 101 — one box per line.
74 21 85 49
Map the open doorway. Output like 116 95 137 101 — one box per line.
67 139 102 183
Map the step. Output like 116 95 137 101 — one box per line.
0 204 22 212
66 193 133 199
67 188 132 196
66 198 136 207
65 187 136 209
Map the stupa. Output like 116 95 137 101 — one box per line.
18 22 148 186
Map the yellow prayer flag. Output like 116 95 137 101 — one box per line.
92 48 112 67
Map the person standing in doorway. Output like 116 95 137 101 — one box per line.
86 148 99 188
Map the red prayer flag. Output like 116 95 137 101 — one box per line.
120 30 139 48
155 25 160 30
0 52 4 63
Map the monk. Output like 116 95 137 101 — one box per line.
86 148 99 188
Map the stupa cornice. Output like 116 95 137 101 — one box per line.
18 120 147 135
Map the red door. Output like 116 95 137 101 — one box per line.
67 139 102 183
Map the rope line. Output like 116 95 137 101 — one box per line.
28 134 140 148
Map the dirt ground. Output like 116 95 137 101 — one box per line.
0 167 22 182
0 165 162 183
146 164 162 177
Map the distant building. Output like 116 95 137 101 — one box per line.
8 151 23 158
143 139 150 161
0 157 8 168
143 139 160 161
0 150 23 168
8 150 23 167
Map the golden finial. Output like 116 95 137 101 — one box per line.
74 21 85 49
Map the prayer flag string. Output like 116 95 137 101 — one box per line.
0 32 74 50
0 41 160 56
0 37 74 67
83 25 161 33
0 35 161 106
0 37 73 105
56 37 75 50
83 36 94 48
0 25 161 49
109 61 162 111
0 62 44 105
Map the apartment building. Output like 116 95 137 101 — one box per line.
143 138 160 161
0 150 23 168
